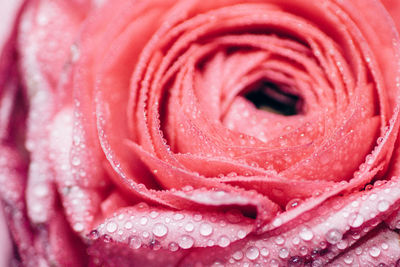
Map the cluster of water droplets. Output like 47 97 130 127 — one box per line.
176 176 400 266
90 203 253 255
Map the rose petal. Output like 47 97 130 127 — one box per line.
328 227 400 266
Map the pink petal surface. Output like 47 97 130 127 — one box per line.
0 0 400 266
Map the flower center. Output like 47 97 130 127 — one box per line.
244 80 301 116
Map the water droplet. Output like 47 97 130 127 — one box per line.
348 213 364 228
337 240 348 250
152 223 168 237
199 223 213 236
194 214 203 221
311 259 324 267
299 227 314 241
260 247 269 257
140 217 148 225
326 229 342 244
179 235 194 249
184 222 194 232
299 246 308 256
88 230 99 240
142 231 150 239
168 242 179 251
149 211 159 219
217 235 230 247
124 221 133 230
270 259 280 267
377 200 390 212
207 239 215 246
245 246 260 260
369 194 378 200
237 230 246 239
292 237 300 245
286 199 302 210
369 246 381 257
381 243 389 250
137 202 149 210
279 248 289 259
128 236 141 249
233 251 244 260
344 255 353 264
275 236 285 245
173 213 184 221
106 222 118 233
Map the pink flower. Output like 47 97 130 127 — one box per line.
1 0 400 266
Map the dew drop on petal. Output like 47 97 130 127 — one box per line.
237 230 246 239
299 246 308 256
88 230 99 240
348 213 364 228
299 227 314 241
337 240 348 250
199 223 213 237
142 231 150 239
173 213 184 221
128 236 141 249
217 235 231 248
369 246 381 257
140 217 148 225
286 199 302 210
124 221 133 230
245 246 260 260
344 255 353 264
179 235 195 249
184 222 194 232
260 247 269 257
193 214 203 221
377 200 390 212
149 211 159 219
152 223 168 237
292 237 300 245
279 248 289 259
311 259 324 267
275 236 285 245
168 242 179 252
326 229 342 244
106 221 118 233
270 259 280 267
233 251 244 261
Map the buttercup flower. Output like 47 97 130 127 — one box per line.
1 0 400 266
